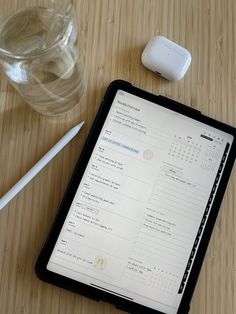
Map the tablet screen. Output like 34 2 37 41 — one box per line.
47 90 233 314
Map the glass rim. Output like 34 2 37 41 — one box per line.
0 6 73 60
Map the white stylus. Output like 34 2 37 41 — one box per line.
0 121 84 211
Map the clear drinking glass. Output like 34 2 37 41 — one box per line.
0 0 84 115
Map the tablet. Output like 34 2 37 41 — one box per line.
36 80 236 314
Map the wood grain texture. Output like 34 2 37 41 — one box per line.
0 0 235 313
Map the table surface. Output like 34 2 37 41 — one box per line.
0 0 235 313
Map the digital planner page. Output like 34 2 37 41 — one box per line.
47 90 233 314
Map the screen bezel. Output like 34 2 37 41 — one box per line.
35 80 236 314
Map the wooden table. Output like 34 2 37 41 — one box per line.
0 0 235 313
